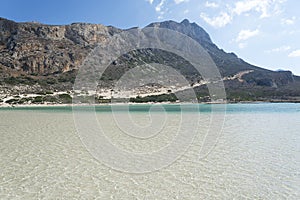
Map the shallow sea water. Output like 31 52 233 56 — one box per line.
0 103 299 199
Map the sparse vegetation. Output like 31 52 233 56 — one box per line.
43 95 57 102
130 94 178 103
58 93 72 103
4 76 37 85
32 96 43 103
5 98 19 104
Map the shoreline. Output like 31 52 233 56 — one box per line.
1 100 300 108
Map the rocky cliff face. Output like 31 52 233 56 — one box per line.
0 17 121 75
0 17 299 103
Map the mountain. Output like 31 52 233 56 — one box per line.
0 17 300 105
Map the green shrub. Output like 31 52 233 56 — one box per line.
18 97 33 104
98 99 111 103
43 95 57 102
46 78 58 85
18 98 29 104
130 94 178 103
4 76 36 85
5 98 19 104
45 91 54 94
32 96 43 103
58 93 72 103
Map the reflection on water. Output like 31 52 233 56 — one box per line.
0 104 299 199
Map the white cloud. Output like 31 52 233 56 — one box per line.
266 45 291 53
274 0 288 14
288 30 300 35
236 29 260 42
233 0 271 18
232 0 287 19
201 0 286 28
288 50 300 58
155 0 165 12
205 1 219 8
155 0 167 19
200 12 232 28
183 9 189 14
147 0 154 4
238 43 247 49
174 0 189 4
281 17 296 25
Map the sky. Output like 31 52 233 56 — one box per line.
1 0 299 75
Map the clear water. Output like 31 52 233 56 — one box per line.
0 103 299 199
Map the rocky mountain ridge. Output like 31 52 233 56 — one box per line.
0 17 300 104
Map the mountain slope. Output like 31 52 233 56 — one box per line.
0 18 299 104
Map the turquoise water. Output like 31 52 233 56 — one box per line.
1 103 299 113
0 103 299 199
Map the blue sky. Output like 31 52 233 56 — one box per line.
1 0 299 75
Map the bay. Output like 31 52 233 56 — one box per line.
0 103 299 199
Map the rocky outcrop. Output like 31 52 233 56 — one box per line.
0 18 121 75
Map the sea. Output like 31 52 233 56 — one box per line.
0 103 299 199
